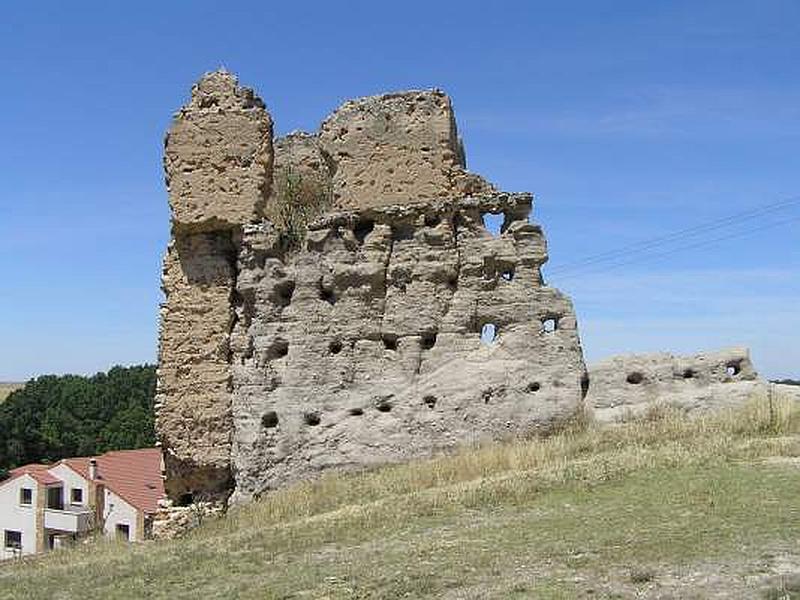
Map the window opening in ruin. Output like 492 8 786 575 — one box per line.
682 369 696 379
425 214 441 228
421 332 437 350
261 411 279 429
626 372 644 385
501 269 514 281
392 223 415 241
304 412 321 426
320 287 336 304
580 373 590 399
423 395 437 408
482 212 504 237
541 317 558 334
269 339 289 359
329 340 343 354
275 280 296 307
726 362 741 377
526 382 541 393
177 493 194 507
382 334 398 351
481 323 497 344
348 407 364 416
446 274 458 290
354 219 374 244
376 400 392 413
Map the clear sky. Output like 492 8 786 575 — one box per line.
1 1 798 381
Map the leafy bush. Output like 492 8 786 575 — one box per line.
0 364 156 470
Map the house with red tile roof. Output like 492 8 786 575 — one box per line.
0 448 165 560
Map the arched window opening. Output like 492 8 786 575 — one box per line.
481 212 505 237
541 317 558 334
481 323 498 345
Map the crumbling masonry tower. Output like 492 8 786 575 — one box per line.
156 72 587 504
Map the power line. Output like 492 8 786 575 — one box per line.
550 213 800 282
546 196 800 276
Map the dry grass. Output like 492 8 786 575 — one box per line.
267 166 332 250
1 392 799 599
0 383 22 403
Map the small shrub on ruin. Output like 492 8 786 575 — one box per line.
269 167 332 251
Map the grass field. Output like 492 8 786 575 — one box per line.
0 383 22 403
1 394 799 599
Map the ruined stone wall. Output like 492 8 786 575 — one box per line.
230 193 586 502
156 72 272 499
586 347 765 423
319 90 493 210
156 71 587 503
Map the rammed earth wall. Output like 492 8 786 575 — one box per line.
156 71 588 503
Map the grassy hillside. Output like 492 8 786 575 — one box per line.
0 383 22 403
1 394 799 599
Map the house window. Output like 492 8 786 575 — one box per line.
70 488 83 505
116 524 130 541
4 530 21 550
19 488 32 506
46 486 63 510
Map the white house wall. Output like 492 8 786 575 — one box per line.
0 475 39 560
48 464 89 510
103 489 139 541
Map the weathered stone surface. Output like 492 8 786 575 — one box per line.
264 132 333 229
229 192 586 502
319 90 493 210
271 132 332 196
151 498 225 540
157 73 586 504
586 347 766 423
155 234 236 498
157 71 272 501
164 71 273 231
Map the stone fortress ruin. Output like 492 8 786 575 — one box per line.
155 72 771 506
155 71 587 504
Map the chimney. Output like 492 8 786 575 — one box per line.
89 458 98 481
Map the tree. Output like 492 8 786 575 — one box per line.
0 365 156 470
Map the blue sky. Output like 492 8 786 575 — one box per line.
1 1 798 380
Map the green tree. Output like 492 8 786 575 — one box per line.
0 364 156 470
